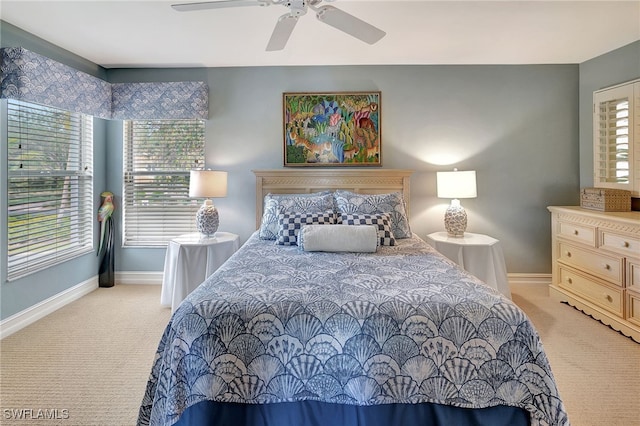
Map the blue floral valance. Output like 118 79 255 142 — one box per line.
0 47 112 118
111 82 208 120
0 47 208 120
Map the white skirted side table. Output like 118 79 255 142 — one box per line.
426 231 511 299
161 232 240 312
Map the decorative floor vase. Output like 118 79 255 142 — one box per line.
98 217 115 287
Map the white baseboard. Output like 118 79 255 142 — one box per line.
508 273 551 286
116 271 162 285
0 276 98 340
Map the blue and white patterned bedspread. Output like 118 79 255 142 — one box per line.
139 232 569 426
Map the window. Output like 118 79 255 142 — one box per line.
593 80 639 196
123 119 205 246
7 100 94 281
595 92 630 184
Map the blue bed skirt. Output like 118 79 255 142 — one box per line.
174 400 530 426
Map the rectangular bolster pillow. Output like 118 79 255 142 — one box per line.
299 225 378 253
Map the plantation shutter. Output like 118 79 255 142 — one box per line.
7 100 94 281
123 119 205 246
592 80 640 198
595 89 630 186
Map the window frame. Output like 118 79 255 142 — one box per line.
6 99 94 281
593 80 639 196
122 119 205 247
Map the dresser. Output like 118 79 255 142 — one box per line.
548 206 640 342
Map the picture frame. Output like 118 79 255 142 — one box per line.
283 91 381 167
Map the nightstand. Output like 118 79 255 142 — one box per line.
161 232 240 312
426 231 511 299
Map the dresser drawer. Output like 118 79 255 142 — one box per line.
629 260 640 288
558 242 624 285
600 230 640 258
558 220 596 246
626 290 640 327
558 266 623 316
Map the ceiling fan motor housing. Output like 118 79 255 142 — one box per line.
285 0 308 16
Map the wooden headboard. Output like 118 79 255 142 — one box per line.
253 169 413 229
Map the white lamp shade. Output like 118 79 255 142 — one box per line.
436 170 477 199
189 170 228 198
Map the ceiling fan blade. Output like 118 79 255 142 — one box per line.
266 14 299 51
315 5 385 45
172 0 260 12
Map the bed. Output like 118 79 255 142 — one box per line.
138 169 569 426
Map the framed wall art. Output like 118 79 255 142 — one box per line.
283 91 381 167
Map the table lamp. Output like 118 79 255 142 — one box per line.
189 170 228 237
436 169 477 237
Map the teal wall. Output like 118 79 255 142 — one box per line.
1 21 109 319
578 41 640 188
107 64 580 274
1 19 638 321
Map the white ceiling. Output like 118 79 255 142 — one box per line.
1 0 639 68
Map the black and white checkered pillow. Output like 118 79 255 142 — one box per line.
277 210 335 245
259 192 334 240
339 213 396 246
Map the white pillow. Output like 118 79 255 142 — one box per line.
339 212 396 246
298 225 378 253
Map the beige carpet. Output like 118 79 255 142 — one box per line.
510 284 640 426
1 283 639 426
0 285 171 426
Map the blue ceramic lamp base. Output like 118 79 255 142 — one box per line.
444 199 467 237
196 200 219 237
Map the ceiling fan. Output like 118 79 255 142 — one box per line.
171 0 386 51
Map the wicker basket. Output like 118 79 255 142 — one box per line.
580 187 631 212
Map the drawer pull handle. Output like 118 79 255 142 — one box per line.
566 278 573 284
565 251 571 257
602 263 611 270
573 230 579 235
604 294 613 303
623 241 630 248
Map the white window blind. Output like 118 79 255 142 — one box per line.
123 120 205 246
595 96 630 184
7 100 94 281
